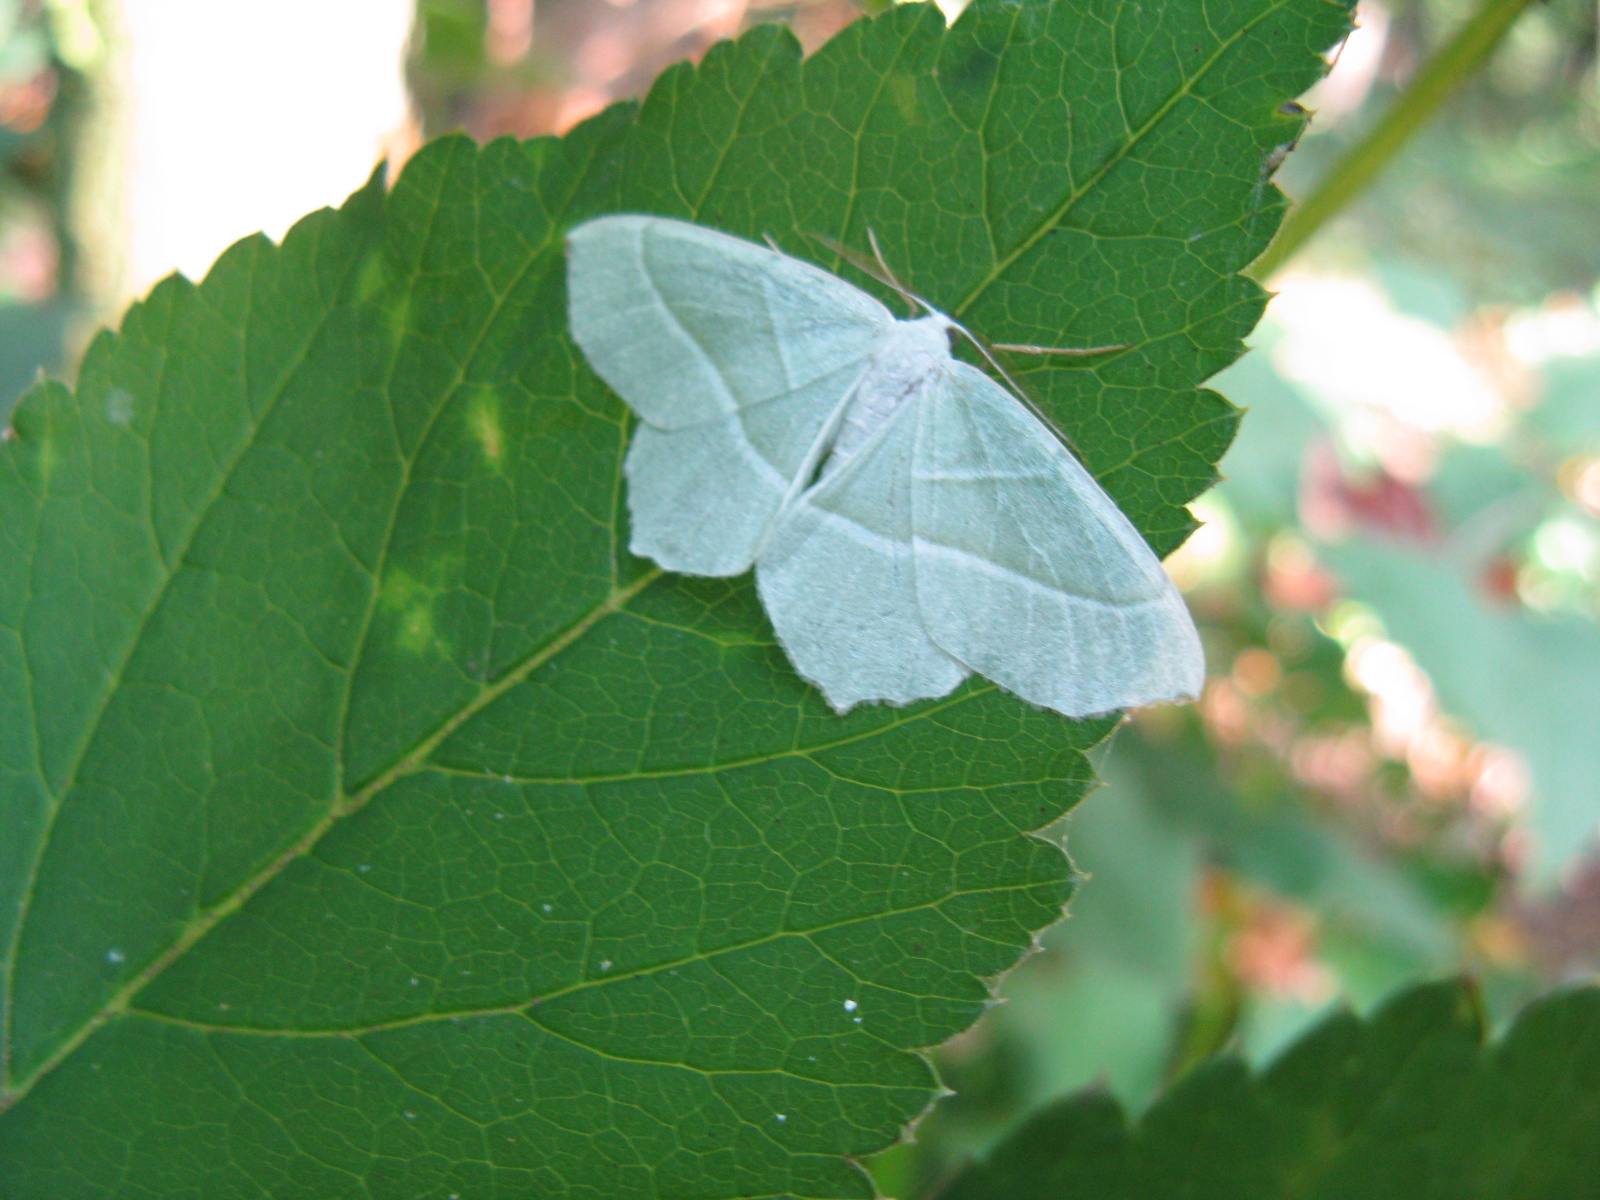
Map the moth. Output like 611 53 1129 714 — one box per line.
566 214 1203 717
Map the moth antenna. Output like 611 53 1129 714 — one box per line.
761 232 784 253
800 228 1093 462
801 229 882 280
953 323 1089 462
802 229 930 318
992 341 1131 356
865 227 915 301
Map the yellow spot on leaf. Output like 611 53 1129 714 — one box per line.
889 74 921 126
468 392 504 467
380 565 460 657
387 293 411 350
398 603 436 655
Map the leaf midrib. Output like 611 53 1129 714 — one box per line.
0 567 663 1112
1 136 600 1109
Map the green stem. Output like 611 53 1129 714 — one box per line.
1252 0 1537 279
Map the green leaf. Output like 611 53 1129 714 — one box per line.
938 979 1600 1200
1105 722 1453 974
0 1 1347 1193
1323 539 1600 881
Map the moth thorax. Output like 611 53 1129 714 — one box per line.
829 315 952 464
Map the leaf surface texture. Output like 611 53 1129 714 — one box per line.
0 1 1346 1193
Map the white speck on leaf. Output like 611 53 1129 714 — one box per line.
842 999 857 1012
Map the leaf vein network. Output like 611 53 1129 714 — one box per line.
2 240 368 1087
126 880 1045 1041
952 0 1294 318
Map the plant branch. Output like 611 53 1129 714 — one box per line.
1252 0 1537 278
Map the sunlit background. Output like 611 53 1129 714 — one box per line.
3 0 1599 1194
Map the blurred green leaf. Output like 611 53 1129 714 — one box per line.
0 0 1350 1192
414 0 489 73
1111 722 1454 975
1527 355 1600 455
1000 769 1204 1110
940 978 1600 1200
0 299 66 421
1211 341 1327 532
0 0 49 81
1326 540 1600 879
1060 758 1203 984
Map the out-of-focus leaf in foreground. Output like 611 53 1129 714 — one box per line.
0 1 1345 1194
940 979 1600 1200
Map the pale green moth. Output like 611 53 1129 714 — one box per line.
566 214 1204 717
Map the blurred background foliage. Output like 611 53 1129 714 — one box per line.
0 0 80 418
4 0 1599 1196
